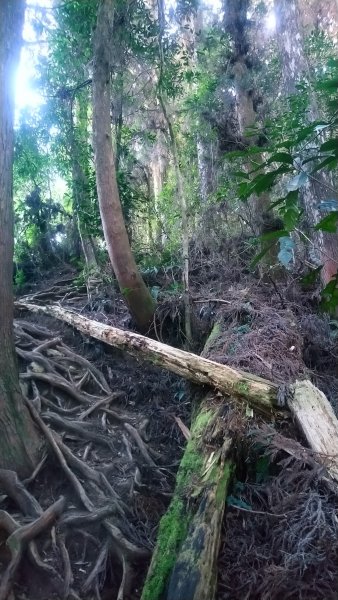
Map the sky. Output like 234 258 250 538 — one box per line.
16 0 53 110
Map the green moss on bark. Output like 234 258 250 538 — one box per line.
141 407 214 600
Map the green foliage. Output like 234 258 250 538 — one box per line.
229 56 338 301
14 269 26 288
321 275 338 312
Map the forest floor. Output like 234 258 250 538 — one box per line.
2 238 338 599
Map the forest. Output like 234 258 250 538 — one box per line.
1 0 338 598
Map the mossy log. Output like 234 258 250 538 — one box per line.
141 399 233 600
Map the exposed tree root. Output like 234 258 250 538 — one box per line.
82 540 109 593
6 315 168 598
0 469 42 518
58 533 73 599
0 496 65 600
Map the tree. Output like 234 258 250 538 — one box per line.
70 89 99 273
274 0 338 285
92 0 156 331
0 0 41 476
155 0 193 346
224 0 270 235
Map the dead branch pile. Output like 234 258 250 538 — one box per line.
217 427 338 600
197 283 338 406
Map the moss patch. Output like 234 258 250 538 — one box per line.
235 379 250 396
141 498 190 600
203 321 222 355
215 461 233 508
141 407 214 600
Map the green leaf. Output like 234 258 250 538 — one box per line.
267 152 294 166
294 124 319 143
233 170 249 179
312 155 338 174
226 145 264 160
255 456 270 484
315 211 338 233
327 58 338 69
269 197 287 210
280 190 301 231
260 229 289 241
253 172 278 194
283 208 300 231
320 275 338 313
301 266 322 287
317 78 338 91
319 138 338 153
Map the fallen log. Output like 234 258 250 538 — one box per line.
16 302 278 412
141 396 233 600
16 302 338 482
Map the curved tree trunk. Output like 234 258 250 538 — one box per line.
92 0 155 331
0 0 41 477
274 0 338 286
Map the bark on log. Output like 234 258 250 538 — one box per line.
141 397 233 600
16 302 338 483
290 380 338 482
15 302 278 412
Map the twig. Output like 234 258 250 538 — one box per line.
23 453 48 486
57 344 111 394
228 503 286 518
193 298 231 304
82 541 109 593
78 392 123 421
123 423 157 467
60 506 115 528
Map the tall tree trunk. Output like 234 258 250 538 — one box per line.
70 93 99 272
196 137 212 204
182 6 213 205
274 0 338 285
224 0 270 234
0 0 40 477
150 130 167 249
92 0 155 331
157 0 193 346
